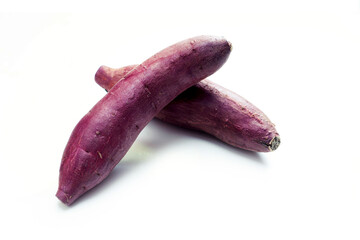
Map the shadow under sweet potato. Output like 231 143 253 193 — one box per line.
148 118 265 164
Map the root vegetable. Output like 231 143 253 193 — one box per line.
56 35 232 205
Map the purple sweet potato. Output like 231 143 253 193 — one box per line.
56 36 232 205
95 66 280 152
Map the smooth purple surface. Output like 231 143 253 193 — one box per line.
57 36 232 205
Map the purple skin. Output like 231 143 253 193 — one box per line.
95 67 280 152
57 36 232 205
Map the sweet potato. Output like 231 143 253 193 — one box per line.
95 66 280 152
56 36 232 205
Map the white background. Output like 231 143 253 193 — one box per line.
1 1 360 239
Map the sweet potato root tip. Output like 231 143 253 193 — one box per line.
269 135 281 151
94 66 111 85
56 189 73 206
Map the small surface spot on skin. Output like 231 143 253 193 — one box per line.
144 87 151 96
151 102 157 110
62 193 71 203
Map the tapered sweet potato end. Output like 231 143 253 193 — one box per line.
269 135 281 151
56 188 75 206
253 131 280 152
95 65 113 90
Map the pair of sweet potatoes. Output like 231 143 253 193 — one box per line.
57 35 280 206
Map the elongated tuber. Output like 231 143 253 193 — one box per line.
57 36 232 205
